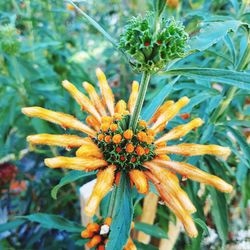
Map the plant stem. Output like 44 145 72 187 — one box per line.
129 71 151 131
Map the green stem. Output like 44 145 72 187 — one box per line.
129 71 151 131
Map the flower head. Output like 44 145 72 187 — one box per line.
22 68 232 238
119 12 188 73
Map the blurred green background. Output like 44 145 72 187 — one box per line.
0 0 249 249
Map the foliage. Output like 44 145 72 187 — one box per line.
0 0 249 249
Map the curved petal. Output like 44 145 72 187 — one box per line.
155 118 204 144
76 142 103 158
44 156 107 171
22 107 96 137
85 165 116 216
144 162 196 213
145 171 198 238
155 143 231 160
152 159 233 193
86 115 101 131
62 80 101 122
128 80 139 114
115 100 127 114
83 81 107 116
151 97 190 132
27 134 89 148
96 68 115 116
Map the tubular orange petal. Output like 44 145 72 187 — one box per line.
87 235 102 248
96 68 115 116
144 162 196 213
44 156 107 171
145 171 198 238
129 169 149 194
81 229 93 238
151 97 190 132
22 107 96 137
124 237 137 250
152 159 233 193
62 80 101 122
86 115 101 131
128 80 139 113
115 100 127 114
85 165 116 216
83 81 107 116
155 143 231 160
27 134 89 148
76 143 103 158
155 118 204 144
148 100 174 125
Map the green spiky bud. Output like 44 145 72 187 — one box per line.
0 24 20 55
119 12 189 73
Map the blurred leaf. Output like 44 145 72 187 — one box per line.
236 160 248 185
106 173 133 250
209 188 228 246
0 219 25 233
20 213 82 233
51 170 96 199
189 20 246 51
164 68 250 90
135 222 168 239
193 218 209 235
134 240 158 250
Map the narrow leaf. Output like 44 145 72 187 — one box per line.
0 219 25 233
135 222 168 239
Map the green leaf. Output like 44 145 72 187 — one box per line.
142 76 179 121
189 20 245 51
20 213 82 233
193 218 209 235
135 222 168 239
51 170 96 199
209 188 228 246
236 160 248 185
164 68 250 90
67 0 118 49
0 219 25 233
106 173 133 250
226 126 250 165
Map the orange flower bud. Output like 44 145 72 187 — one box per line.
131 157 136 163
87 235 102 248
98 134 104 141
104 217 112 226
180 113 190 120
101 116 112 124
115 100 127 114
81 229 93 238
101 123 110 132
126 143 134 153
139 120 147 127
87 223 100 233
137 132 147 142
113 113 122 120
145 148 150 154
110 123 118 132
136 146 145 156
147 129 155 136
116 147 122 153
104 135 111 143
113 134 122 144
97 245 105 250
123 129 133 140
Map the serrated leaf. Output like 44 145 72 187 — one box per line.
51 170 96 199
164 68 250 90
20 213 82 233
106 173 133 250
135 222 168 239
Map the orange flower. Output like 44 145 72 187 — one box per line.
23 68 232 238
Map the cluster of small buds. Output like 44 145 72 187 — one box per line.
0 163 17 188
119 12 188 73
0 24 20 55
81 217 112 249
94 113 156 171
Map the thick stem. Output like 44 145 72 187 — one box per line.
129 71 151 131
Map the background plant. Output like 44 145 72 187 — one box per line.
0 0 249 249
